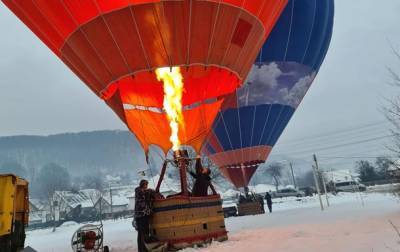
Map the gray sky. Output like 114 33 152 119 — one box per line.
1 0 400 169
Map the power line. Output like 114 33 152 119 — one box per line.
275 132 391 154
278 134 395 156
277 120 389 146
319 156 396 160
277 123 391 150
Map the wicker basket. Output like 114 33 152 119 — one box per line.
149 194 227 249
237 201 265 216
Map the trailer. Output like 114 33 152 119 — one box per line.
0 174 29 252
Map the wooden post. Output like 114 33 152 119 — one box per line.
320 171 330 207
289 162 297 188
314 154 329 207
110 187 113 218
175 150 189 196
312 154 324 211
179 160 189 196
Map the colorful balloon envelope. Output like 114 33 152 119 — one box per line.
203 0 335 188
2 0 289 155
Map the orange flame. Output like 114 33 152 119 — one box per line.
155 67 184 151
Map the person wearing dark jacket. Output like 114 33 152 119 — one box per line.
265 191 273 213
134 179 155 252
189 157 217 197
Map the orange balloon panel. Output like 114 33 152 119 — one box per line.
2 0 287 124
118 66 233 153
3 0 288 153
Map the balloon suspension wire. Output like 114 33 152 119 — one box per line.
129 6 151 70
186 0 193 66
205 0 222 65
93 0 132 74
235 90 245 166
215 96 237 166
283 0 295 61
136 87 165 188
250 97 258 157
300 0 317 64
60 0 116 81
220 0 246 66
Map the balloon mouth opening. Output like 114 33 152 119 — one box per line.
173 149 188 159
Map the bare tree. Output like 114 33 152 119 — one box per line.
384 47 400 157
265 162 284 191
37 163 71 232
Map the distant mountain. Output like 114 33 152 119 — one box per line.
0 130 317 193
0 130 147 178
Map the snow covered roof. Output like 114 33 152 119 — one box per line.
222 189 240 199
101 185 136 201
54 190 99 209
388 160 400 171
102 195 129 206
29 211 43 222
324 169 359 182
248 184 276 193
29 199 49 211
105 174 122 182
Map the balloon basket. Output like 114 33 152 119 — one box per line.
237 201 265 216
149 194 227 250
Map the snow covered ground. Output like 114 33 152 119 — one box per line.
26 192 400 252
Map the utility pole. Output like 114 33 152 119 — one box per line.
320 171 330 207
110 187 113 218
289 162 297 188
312 164 324 211
312 154 324 211
313 154 329 207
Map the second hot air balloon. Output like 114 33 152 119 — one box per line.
203 0 334 195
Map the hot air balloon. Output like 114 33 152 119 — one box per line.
2 0 288 248
203 0 334 203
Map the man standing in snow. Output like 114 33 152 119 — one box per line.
265 191 273 213
134 179 155 252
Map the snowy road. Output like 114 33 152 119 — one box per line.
26 193 400 252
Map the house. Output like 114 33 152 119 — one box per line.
53 189 100 221
324 169 360 183
29 199 51 225
388 160 400 178
94 195 130 218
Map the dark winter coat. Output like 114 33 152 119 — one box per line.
190 171 212 197
265 192 272 205
189 159 215 197
134 187 155 219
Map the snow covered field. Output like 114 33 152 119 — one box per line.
26 192 400 252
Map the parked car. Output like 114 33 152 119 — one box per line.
335 181 366 192
223 206 238 218
222 200 238 218
299 186 317 196
271 188 305 198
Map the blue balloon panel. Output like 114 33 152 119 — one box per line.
203 0 334 188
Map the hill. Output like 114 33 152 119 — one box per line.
0 130 147 178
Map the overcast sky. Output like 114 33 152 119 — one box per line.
1 0 400 169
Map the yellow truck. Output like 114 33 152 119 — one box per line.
0 174 29 252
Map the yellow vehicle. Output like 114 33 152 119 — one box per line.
0 174 29 252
